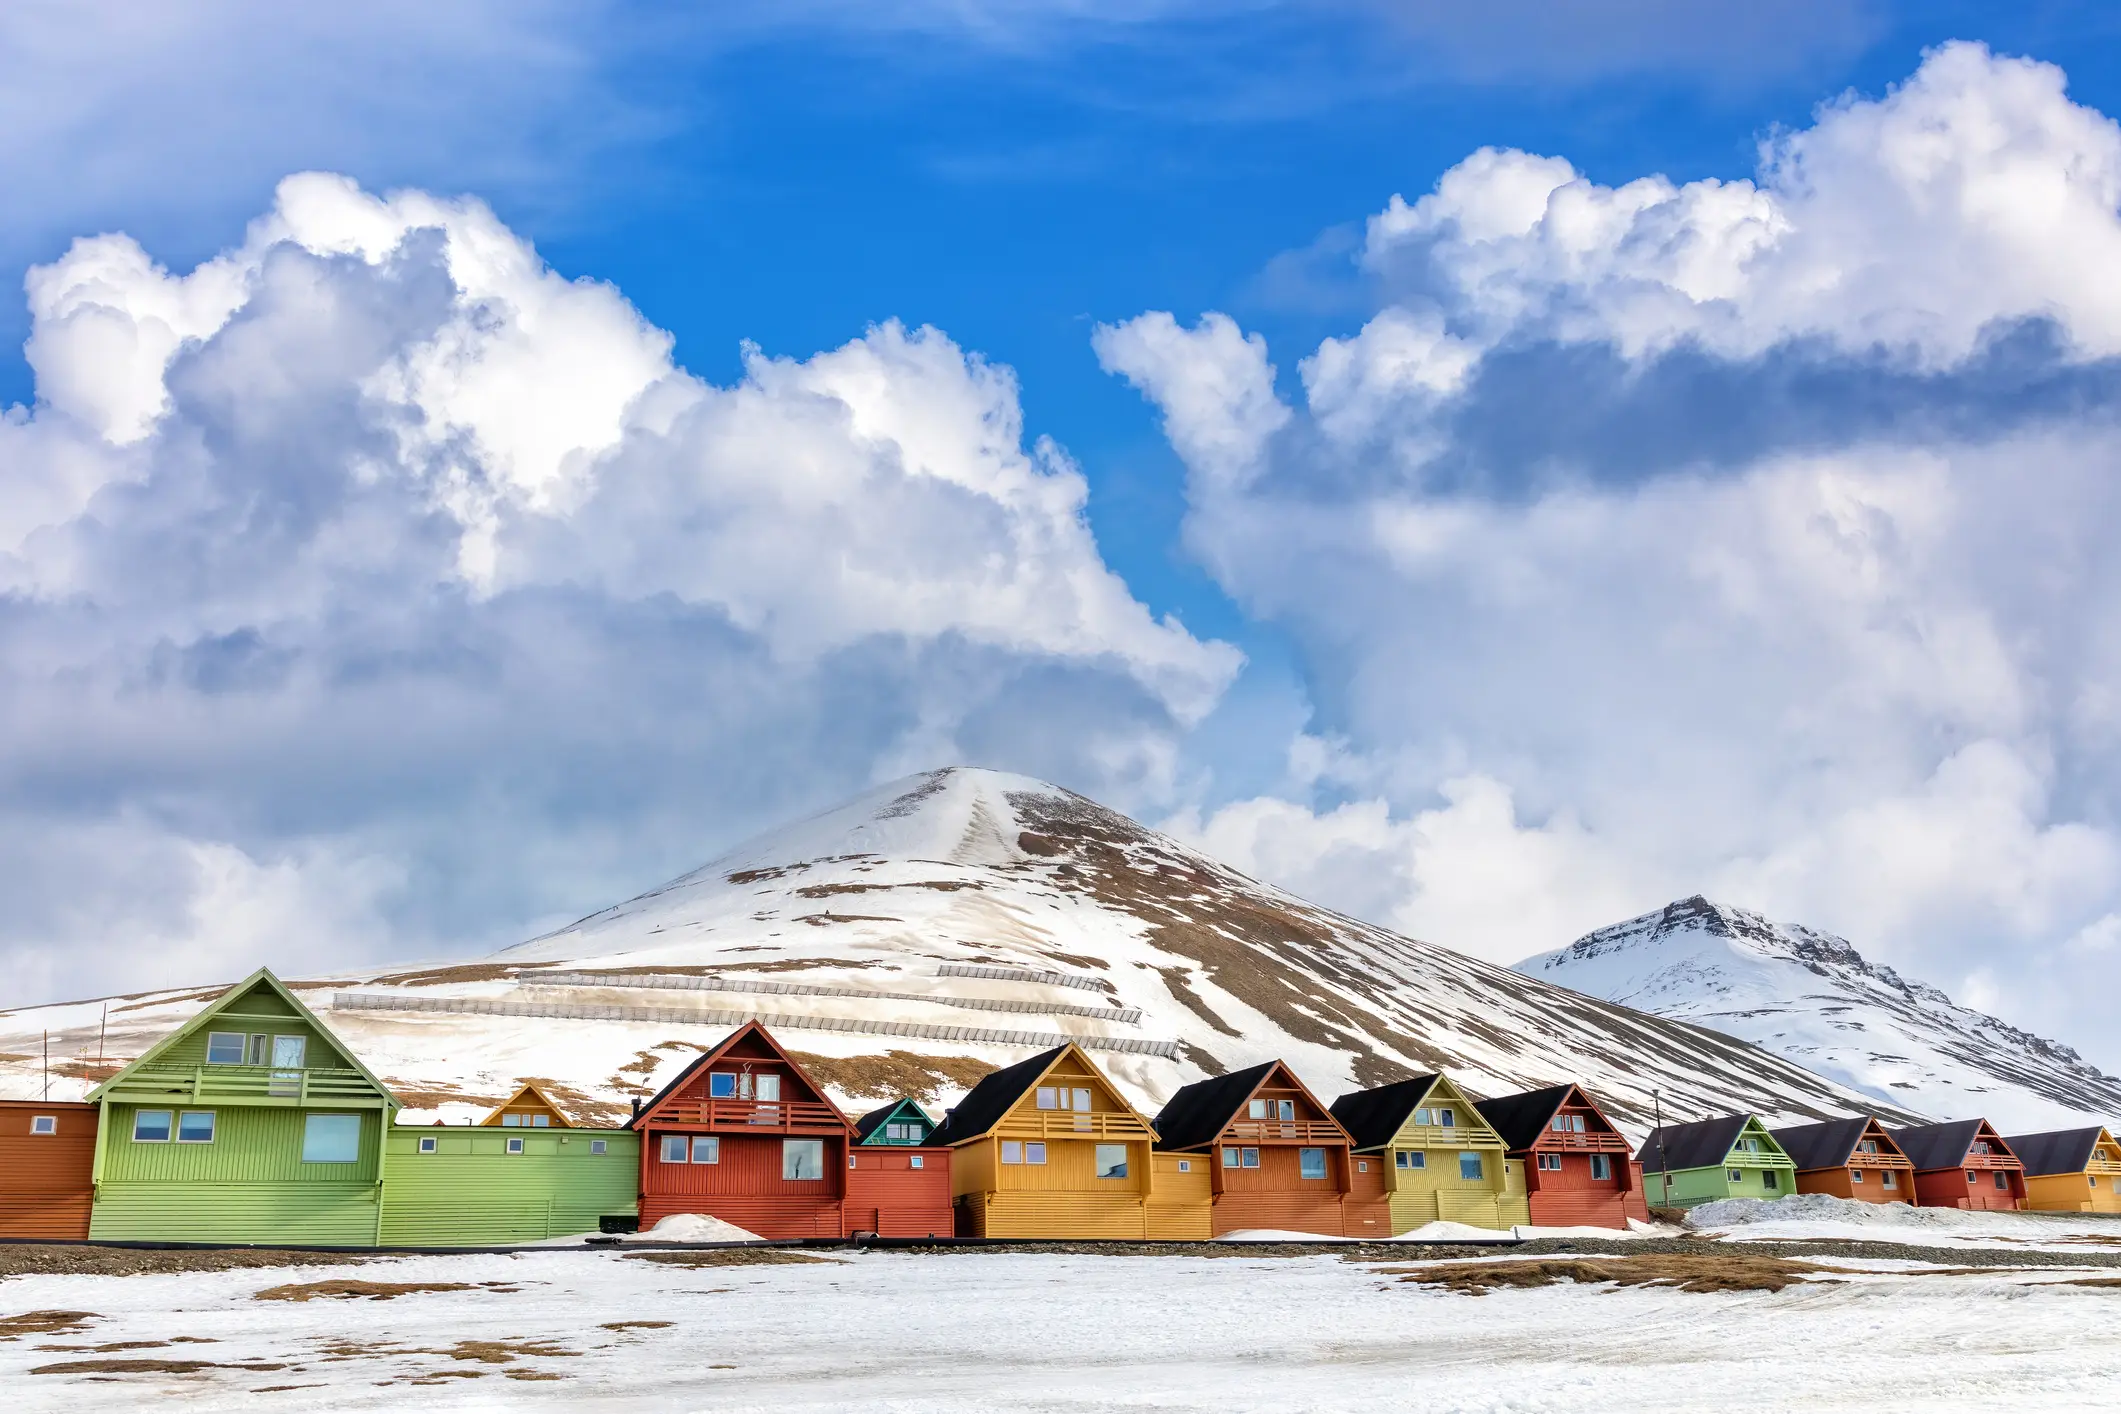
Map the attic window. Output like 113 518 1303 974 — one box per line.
710 1072 738 1099
1550 1114 1586 1133
1860 1140 1878 1153
418 1136 437 1154
29 1115 55 1136
1247 1099 1266 1119
1972 1141 1991 1155
206 1032 246 1065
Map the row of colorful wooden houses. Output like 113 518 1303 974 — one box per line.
2 969 2117 1247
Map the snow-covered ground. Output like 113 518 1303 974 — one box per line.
4 1239 2118 1411
1685 1192 2121 1252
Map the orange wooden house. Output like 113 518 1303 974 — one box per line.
1474 1083 1647 1228
1890 1119 2025 1210
0 1099 98 1240
1771 1116 1915 1203
1152 1060 1386 1238
480 1082 573 1128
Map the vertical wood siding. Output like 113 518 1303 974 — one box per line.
2023 1172 2121 1214
102 1105 380 1185
1147 1153 1212 1239
0 1101 97 1239
149 983 356 1071
844 1147 953 1237
378 1128 638 1245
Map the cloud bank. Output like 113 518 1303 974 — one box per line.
1106 43 2121 1063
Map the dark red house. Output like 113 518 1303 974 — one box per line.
1889 1119 2025 1211
1474 1083 1647 1229
846 1100 953 1239
0 1100 98 1240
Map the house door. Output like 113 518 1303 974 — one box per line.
271 1035 306 1096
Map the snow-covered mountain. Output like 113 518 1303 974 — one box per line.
1514 895 2121 1133
0 770 1925 1139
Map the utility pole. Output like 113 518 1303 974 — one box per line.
42 1030 50 1102
1653 1088 1671 1208
97 1002 108 1067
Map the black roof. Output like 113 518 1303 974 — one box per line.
1772 1117 1878 1170
1636 1115 1755 1172
928 1045 1067 1148
1889 1119 1998 1171
1327 1075 1441 1152
854 1098 935 1143
1152 1062 1277 1152
2000 1127 2106 1177
1474 1085 1575 1152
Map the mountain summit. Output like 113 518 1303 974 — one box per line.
4 771 1921 1134
1514 895 2121 1132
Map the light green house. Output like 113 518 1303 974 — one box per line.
1635 1114 1797 1208
88 968 398 1246
378 1120 639 1245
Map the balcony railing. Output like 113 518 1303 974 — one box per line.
653 1098 847 1132
1219 1120 1346 1144
1399 1123 1493 1148
1536 1129 1632 1153
999 1111 1154 1140
102 1065 384 1106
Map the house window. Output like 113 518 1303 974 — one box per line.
502 1115 522 1127
1174 1159 1188 1173
272 1036 307 1069
910 1155 924 1169
1728 1169 1743 1183
246 1034 269 1065
1550 1114 1586 1132
1971 1141 1990 1155
506 1137 525 1155
419 1136 438 1154
661 1135 688 1163
1357 1160 1368 1173
30 1115 56 1136
1276 1100 1295 1122
1589 1155 1612 1181
1438 1109 1455 1128
849 1154 859 1170
709 1072 738 1099
1073 1089 1091 1112
1850 1168 1864 1184
1095 1144 1128 1179
1414 1108 1432 1126
1222 1146 1240 1168
1396 1151 1425 1170
1763 1171 1778 1189
1002 1141 1023 1164
783 1139 824 1181
176 1111 216 1143
1247 1099 1267 1119
133 1110 173 1142
1037 1087 1059 1110
691 1137 720 1164
1025 1142 1046 1165
1882 1170 1896 1189
1458 1152 1483 1181
591 1139 607 1156
1860 1140 1878 1154
1966 1170 1978 1183
1994 1172 2008 1190
1299 1148 1327 1180
755 1075 781 1103
1538 1153 1563 1171
302 1113 361 1164
206 1031 246 1065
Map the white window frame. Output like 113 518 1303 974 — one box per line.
1728 1168 1743 1182
506 1137 525 1155
1438 1109 1455 1128
176 1110 216 1144
661 1135 689 1163
1073 1088 1092 1113
1239 1147 1259 1169
1174 1159 1189 1173
1024 1142 1047 1165
910 1154 924 1169
301 1112 362 1164
1002 1140 1023 1164
205 1031 246 1066
418 1136 438 1154
1538 1153 1563 1172
691 1136 720 1164
1850 1168 1864 1183
708 1072 739 1099
133 1109 173 1143
590 1139 607 1156
29 1115 56 1136
1398 1150 1426 1170
1222 1146 1241 1168
1036 1086 1059 1110
1247 1099 1268 1120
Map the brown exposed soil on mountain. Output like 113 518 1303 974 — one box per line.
795 913 901 926
50 1058 126 1083
254 1279 480 1302
368 963 543 987
31 1356 288 1376
1153 966 1240 1037
790 1049 999 1102
1 1311 99 1340
384 1084 506 1111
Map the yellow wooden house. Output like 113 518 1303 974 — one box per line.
1329 1072 1529 1231
2004 1126 2121 1213
479 1082 573 1129
928 1043 1209 1239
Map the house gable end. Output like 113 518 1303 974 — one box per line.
630 1021 848 1131
1384 1074 1504 1152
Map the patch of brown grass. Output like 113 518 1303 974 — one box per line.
789 1049 998 1102
507 1370 571 1380
49 1059 126 1083
254 1279 476 1303
30 1358 287 1376
2050 1275 2121 1288
625 1249 829 1269
1 1311 99 1340
441 1338 578 1364
0 1244 361 1279
601 1320 674 1330
34 1340 167 1353
1380 1253 1843 1295
366 963 538 987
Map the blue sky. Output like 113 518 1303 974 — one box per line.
8 1 2121 1069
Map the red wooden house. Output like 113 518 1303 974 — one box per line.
1889 1119 2025 1210
628 1022 951 1239
0 1099 98 1240
846 1100 953 1239
1474 1083 1647 1229
1152 1060 1387 1238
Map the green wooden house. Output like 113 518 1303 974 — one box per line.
378 1119 639 1246
854 1098 939 1146
88 968 398 1246
1635 1114 1796 1208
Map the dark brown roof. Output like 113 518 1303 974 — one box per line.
2000 1127 2105 1177
1890 1120 2011 1171
1772 1117 1875 1171
1474 1085 1575 1152
1636 1115 1759 1172
928 1045 1067 1148
1153 1062 1276 1152
1327 1075 1440 1152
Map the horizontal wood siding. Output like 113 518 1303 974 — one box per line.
1526 1190 1634 1229
102 1104 381 1185
378 1128 638 1246
638 1194 843 1238
149 984 356 1072
1215 1142 1343 1194
970 1191 1149 1240
642 1131 844 1197
1210 1191 1344 1237
1911 1168 2023 1210
844 1147 953 1238
0 1101 96 1239
1148 1153 1212 1239
2023 1173 2121 1214
89 1182 379 1246
1793 1167 1910 1203
994 1137 1149 1194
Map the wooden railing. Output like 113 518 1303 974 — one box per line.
1398 1123 1495 1148
1218 1120 1345 1144
998 1111 1154 1140
1536 1129 1632 1153
652 1098 847 1132
1961 1151 2023 1170
101 1065 385 1106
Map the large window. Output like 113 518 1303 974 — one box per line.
692 1137 720 1164
710 1072 738 1098
176 1111 216 1143
1095 1144 1128 1179
1882 1170 1896 1189
1589 1154 1612 1181
1002 1140 1022 1164
302 1113 361 1164
1994 1172 2008 1190
661 1135 688 1163
206 1032 246 1065
133 1110 173 1142
1762 1170 1778 1189
1299 1147 1327 1180
783 1139 824 1181
1457 1152 1483 1181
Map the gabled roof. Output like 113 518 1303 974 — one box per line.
2001 1127 2111 1177
1771 1117 1906 1171
1475 1084 1583 1152
1153 1060 1346 1153
479 1081 573 1127
1636 1115 1783 1172
927 1042 1157 1148
855 1097 937 1143
626 1020 848 1132
1327 1074 1441 1152
1890 1119 2014 1171
89 967 397 1109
